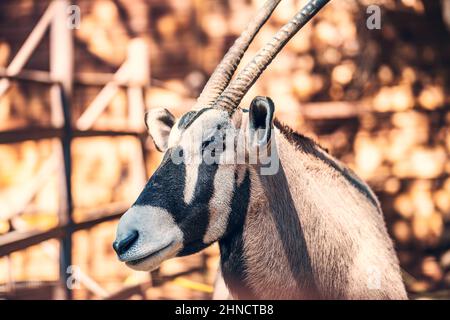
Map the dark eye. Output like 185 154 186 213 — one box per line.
201 139 214 150
167 146 183 164
201 134 226 159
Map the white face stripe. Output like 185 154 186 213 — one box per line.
170 108 233 207
184 164 199 205
203 165 235 244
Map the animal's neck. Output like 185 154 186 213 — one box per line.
219 127 406 299
219 131 321 299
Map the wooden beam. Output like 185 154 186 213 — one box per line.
0 227 65 257
0 127 62 144
76 63 130 130
74 72 117 86
0 2 57 97
0 70 186 94
0 281 61 300
50 0 74 128
0 69 56 85
48 0 75 300
0 205 127 257
73 129 145 139
0 127 145 144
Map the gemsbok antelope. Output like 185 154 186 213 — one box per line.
113 0 407 299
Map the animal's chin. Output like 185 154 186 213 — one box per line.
125 241 181 271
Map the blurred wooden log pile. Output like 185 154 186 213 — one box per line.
0 0 449 298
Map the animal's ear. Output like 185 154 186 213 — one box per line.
145 108 176 152
248 96 275 148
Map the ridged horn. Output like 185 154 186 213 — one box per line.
192 0 282 110
215 0 330 112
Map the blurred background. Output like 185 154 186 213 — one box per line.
0 0 449 300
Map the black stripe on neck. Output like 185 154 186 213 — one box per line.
219 169 254 299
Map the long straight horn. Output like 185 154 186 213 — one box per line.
193 0 282 110
215 0 330 112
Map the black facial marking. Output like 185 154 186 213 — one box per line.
133 147 219 256
219 169 254 299
178 161 219 255
134 148 186 213
177 111 197 129
178 108 213 130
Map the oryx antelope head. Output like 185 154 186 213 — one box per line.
114 0 327 271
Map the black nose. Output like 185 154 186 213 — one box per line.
113 230 139 255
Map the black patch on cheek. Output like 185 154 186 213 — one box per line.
178 108 213 130
133 149 186 212
178 111 197 129
219 169 254 299
177 162 219 256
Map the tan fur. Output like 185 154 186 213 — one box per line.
240 130 407 299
